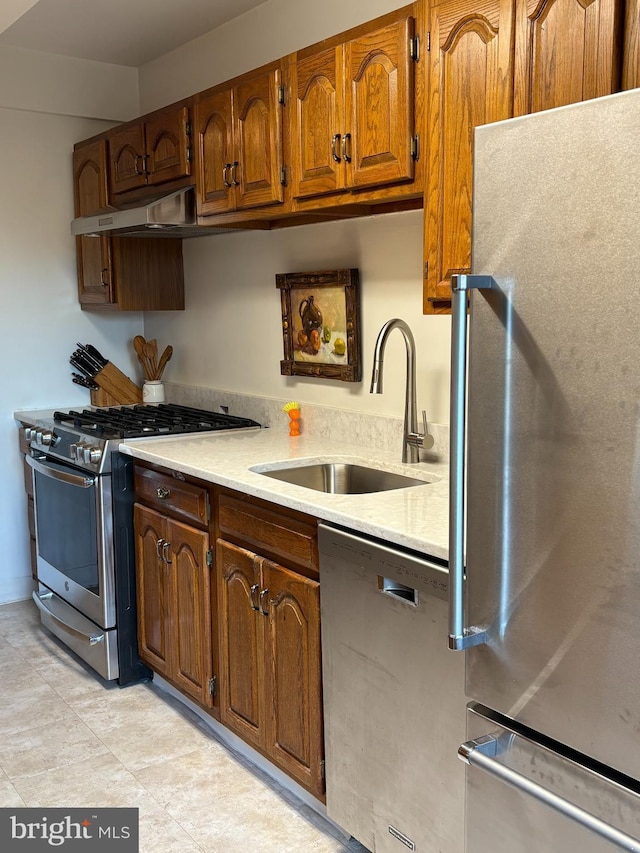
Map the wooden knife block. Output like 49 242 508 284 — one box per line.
89 363 142 406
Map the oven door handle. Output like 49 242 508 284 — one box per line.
26 454 95 488
32 591 105 646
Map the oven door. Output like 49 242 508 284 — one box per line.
27 453 115 629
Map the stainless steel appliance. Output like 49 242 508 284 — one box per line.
449 89 640 850
26 403 260 684
319 524 465 853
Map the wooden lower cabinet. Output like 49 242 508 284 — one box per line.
135 502 213 706
217 538 324 799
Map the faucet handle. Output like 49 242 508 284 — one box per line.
421 409 435 451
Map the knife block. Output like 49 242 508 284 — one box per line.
91 363 142 406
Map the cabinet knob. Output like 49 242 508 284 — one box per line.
156 486 171 499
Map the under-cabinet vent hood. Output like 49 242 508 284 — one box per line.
71 188 224 238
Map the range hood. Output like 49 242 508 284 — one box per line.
71 187 224 238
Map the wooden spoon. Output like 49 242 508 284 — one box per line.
143 341 158 379
155 345 173 380
133 335 153 380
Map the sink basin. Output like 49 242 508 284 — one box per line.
254 462 431 494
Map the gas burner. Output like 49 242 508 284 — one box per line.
53 403 261 439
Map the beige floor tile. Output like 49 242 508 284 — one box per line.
138 805 205 853
12 752 138 806
0 769 26 807
176 782 347 853
134 742 258 811
33 653 120 703
0 714 111 782
0 680 71 737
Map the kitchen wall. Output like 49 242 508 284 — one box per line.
0 48 142 603
141 0 452 429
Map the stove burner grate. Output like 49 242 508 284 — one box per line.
53 403 261 439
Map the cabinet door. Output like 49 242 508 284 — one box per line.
217 539 265 749
73 140 115 307
423 0 514 313
290 47 345 198
76 237 114 307
145 105 192 187
195 89 235 216
343 15 416 190
73 140 112 216
622 0 640 89
166 518 212 706
134 504 171 676
233 68 284 209
513 0 623 115
109 123 146 196
262 560 324 797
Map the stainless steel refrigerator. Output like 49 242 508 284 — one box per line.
449 89 640 851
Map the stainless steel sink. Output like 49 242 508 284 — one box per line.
254 462 431 494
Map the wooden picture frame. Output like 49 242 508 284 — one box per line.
276 269 361 382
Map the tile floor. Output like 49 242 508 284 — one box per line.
0 599 367 853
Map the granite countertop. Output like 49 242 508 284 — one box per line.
120 428 449 561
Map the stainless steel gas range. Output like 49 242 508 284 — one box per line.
24 403 260 685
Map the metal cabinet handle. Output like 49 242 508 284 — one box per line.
342 132 352 163
156 538 165 560
259 588 270 616
459 736 640 852
222 163 231 188
230 161 239 186
162 541 172 564
448 274 495 650
156 487 170 500
331 134 342 163
100 268 109 287
250 583 260 611
134 154 145 175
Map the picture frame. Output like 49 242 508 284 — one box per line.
276 269 361 382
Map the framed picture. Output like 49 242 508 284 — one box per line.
276 269 361 382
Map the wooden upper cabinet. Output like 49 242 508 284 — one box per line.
513 0 623 114
109 105 192 197
423 0 515 314
73 140 115 307
290 8 418 200
194 65 285 216
195 89 235 216
622 0 640 89
73 139 112 216
291 48 343 198
344 15 416 190
234 68 285 209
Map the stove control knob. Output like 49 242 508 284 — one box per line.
37 431 54 446
70 443 79 460
24 428 36 442
83 445 102 465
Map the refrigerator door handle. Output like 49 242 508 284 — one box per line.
449 274 496 650
459 735 640 852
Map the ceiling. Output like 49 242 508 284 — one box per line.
0 0 270 67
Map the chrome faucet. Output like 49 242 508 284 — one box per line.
370 318 434 463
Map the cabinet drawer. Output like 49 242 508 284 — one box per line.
218 493 318 575
134 467 209 527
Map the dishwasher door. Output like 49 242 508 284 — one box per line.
319 524 466 853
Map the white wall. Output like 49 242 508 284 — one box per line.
145 211 451 424
139 0 419 111
141 0 451 427
1 49 143 603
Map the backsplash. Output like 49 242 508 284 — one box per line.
165 382 449 462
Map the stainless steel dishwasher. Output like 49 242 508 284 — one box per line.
319 524 466 853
